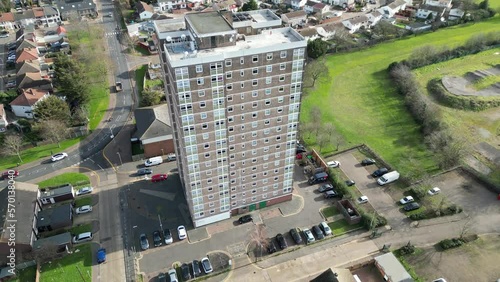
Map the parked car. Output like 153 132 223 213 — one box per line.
303 228 315 244
238 214 253 224
76 186 93 196
312 225 325 240
276 233 288 250
345 180 356 186
318 183 334 193
267 239 278 254
96 248 106 263
324 190 342 199
72 232 93 244
168 268 178 282
177 225 187 240
151 174 168 182
327 161 341 168
157 272 167 282
163 228 173 244
357 196 369 204
296 145 307 154
1 170 18 179
136 168 152 175
403 202 420 211
432 279 447 282
75 205 92 214
428 187 441 195
181 263 191 280
192 260 201 278
372 167 389 177
319 222 332 236
153 230 162 247
139 234 149 250
0 33 9 38
5 81 16 88
201 257 213 273
51 152 68 162
361 158 376 166
399 196 414 205
166 153 176 161
290 228 303 244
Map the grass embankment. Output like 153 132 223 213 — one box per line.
135 64 147 104
39 244 92 282
301 16 500 177
38 173 90 189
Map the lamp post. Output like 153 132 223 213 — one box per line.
117 152 123 166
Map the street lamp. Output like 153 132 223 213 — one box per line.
117 152 123 166
109 127 114 139
161 148 164 156
132 225 138 253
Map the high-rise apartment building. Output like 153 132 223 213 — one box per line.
154 10 307 227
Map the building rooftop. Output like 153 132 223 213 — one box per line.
36 204 72 229
33 232 71 250
39 184 73 199
375 253 414 282
185 12 234 37
134 104 172 142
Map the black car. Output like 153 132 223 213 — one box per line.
372 168 389 177
238 215 253 224
324 190 342 199
296 147 307 154
153 230 162 247
290 228 303 244
361 158 376 166
403 202 421 211
267 239 277 254
136 168 152 175
312 225 325 240
181 263 191 280
157 272 167 282
276 233 288 250
345 180 356 187
192 260 201 278
317 183 334 193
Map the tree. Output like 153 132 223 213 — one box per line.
304 57 330 88
0 0 11 12
307 38 329 59
141 88 163 107
249 224 268 260
1 134 23 162
0 90 18 105
36 120 68 148
53 54 90 109
33 95 71 123
309 106 322 137
317 132 330 153
241 0 258 11
71 106 89 126
478 0 489 9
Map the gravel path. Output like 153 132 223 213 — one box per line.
442 65 500 97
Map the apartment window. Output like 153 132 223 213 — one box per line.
277 107 283 113
228 106 233 112
252 102 258 108
240 70 244 76
264 138 269 143
241 93 245 100
278 97 284 103
229 145 235 151
252 80 258 86
201 113 207 119
264 128 270 135
252 91 258 97
263 147 269 152
266 53 273 60
252 132 257 137
265 100 271 105
204 144 210 149
228 127 234 132
266 65 272 73
204 153 210 158
229 136 235 142
252 175 257 179
240 57 244 64
232 202 237 206
276 126 282 132
200 101 206 108
264 120 270 125
279 86 284 92
263 163 269 169
202 123 208 129
203 133 209 140
280 63 286 70
227 96 233 102
274 177 279 181
252 55 258 63
198 90 205 97
196 65 203 73
241 105 245 110
208 194 214 200
205 161 211 167
252 68 258 75
277 117 282 122
280 50 287 58
252 140 257 146
266 77 272 84
226 72 232 79
197 78 204 85
225 59 232 66
230 154 235 160
265 88 271 95
210 210 215 214
265 109 270 116
279 75 285 82
276 136 281 141
228 117 234 123
227 84 233 90
252 112 257 118
241 125 245 130
252 158 257 163
252 121 258 128
240 82 244 88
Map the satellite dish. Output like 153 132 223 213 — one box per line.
166 36 172 42
181 34 186 40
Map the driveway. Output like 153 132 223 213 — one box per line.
335 153 408 230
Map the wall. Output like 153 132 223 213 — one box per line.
143 139 175 158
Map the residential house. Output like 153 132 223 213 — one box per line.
33 232 72 254
14 9 36 28
56 0 98 20
136 1 155 21
33 7 61 27
157 0 187 11
324 0 355 8
36 204 73 233
133 104 174 158
297 27 320 40
0 13 15 30
316 22 343 40
38 184 75 205
448 8 464 20
281 10 307 27
0 105 7 132
16 40 38 53
311 267 359 282
342 15 369 33
313 2 330 17
16 26 37 43
10 88 50 118
291 0 308 10
304 0 321 14
0 182 40 265
213 0 239 12
424 0 452 8
367 10 383 26
378 0 407 18
15 48 39 64
416 4 446 19
16 73 52 91
374 253 414 282
405 22 432 31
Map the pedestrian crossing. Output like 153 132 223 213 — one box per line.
105 31 121 37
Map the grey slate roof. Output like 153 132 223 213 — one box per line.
375 253 414 282
56 0 97 13
33 232 72 250
36 203 72 229
134 104 172 141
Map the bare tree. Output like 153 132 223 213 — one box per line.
317 132 330 153
459 216 473 239
1 134 23 162
309 106 322 138
37 120 68 148
249 224 268 261
299 121 315 141
304 57 330 88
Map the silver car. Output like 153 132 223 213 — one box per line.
302 228 315 244
139 234 149 250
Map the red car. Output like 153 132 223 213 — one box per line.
151 174 168 182
2 170 19 180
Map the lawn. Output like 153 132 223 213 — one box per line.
39 244 92 282
327 219 363 235
87 82 109 131
135 64 148 103
74 196 93 207
321 206 340 218
12 266 37 282
38 173 90 189
302 16 500 177
69 223 93 235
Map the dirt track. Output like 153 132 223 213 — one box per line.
442 65 500 97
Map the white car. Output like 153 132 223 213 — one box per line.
201 257 213 274
177 225 187 240
357 196 369 204
303 228 315 244
76 186 93 196
168 268 178 282
75 205 92 214
327 161 341 168
51 152 68 162
428 187 441 195
399 196 414 205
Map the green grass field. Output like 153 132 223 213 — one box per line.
74 196 93 207
39 244 92 282
38 173 90 189
12 266 37 282
136 64 147 103
328 219 363 235
321 206 340 218
302 16 500 176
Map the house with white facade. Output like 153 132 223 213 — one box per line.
448 8 465 20
342 15 369 33
367 10 383 26
10 88 50 119
0 13 15 30
297 27 320 40
281 10 307 27
157 0 187 11
291 0 308 10
316 22 343 40
416 4 446 19
324 0 355 8
424 0 452 8
137 1 155 20
313 2 330 17
304 0 321 14
0 105 7 132
378 0 407 18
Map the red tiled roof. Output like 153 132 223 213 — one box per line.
57 26 67 35
33 7 44 18
0 13 14 22
16 48 38 63
9 88 48 107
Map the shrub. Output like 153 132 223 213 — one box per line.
440 204 462 215
361 212 387 229
398 243 416 255
439 238 464 250
409 187 427 200
409 211 429 220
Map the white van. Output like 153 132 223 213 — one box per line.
72 232 93 244
377 171 400 185
145 156 163 167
